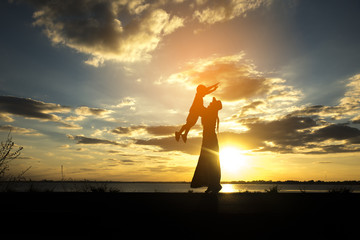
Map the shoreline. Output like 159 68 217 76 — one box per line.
2 180 360 184
1 192 359 238
2 180 360 193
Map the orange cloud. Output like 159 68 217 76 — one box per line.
164 53 302 103
193 0 269 24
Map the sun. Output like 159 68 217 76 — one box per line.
219 146 248 174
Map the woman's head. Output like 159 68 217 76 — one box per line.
209 97 222 110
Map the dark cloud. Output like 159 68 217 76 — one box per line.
112 125 201 136
312 124 360 141
132 116 360 155
145 125 181 136
289 105 347 120
75 106 112 116
218 116 318 153
17 0 271 66
308 145 360 154
135 136 202 155
290 105 328 116
24 0 184 66
0 124 42 136
106 158 135 166
112 126 143 135
239 100 264 116
129 75 360 155
0 96 70 121
352 117 360 124
237 116 360 154
68 135 124 146
290 75 360 121
145 165 193 173
0 96 84 129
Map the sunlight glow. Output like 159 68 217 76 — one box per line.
220 146 248 174
220 184 238 193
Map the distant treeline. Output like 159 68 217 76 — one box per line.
223 180 360 185
7 179 360 185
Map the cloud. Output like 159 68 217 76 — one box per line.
67 134 125 146
133 115 360 155
74 106 114 120
17 0 273 66
57 122 83 130
164 53 302 103
138 66 360 156
112 125 183 136
105 158 136 166
28 0 184 66
312 124 360 142
352 115 360 124
0 125 43 136
75 106 112 116
0 113 14 122
111 97 136 109
145 165 193 173
0 96 70 121
234 116 360 154
224 74 360 154
239 116 318 150
239 100 265 117
0 95 122 130
193 0 269 24
135 136 202 155
290 74 360 121
0 96 85 129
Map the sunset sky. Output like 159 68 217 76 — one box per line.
1 0 360 181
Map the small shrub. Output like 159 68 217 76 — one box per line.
328 187 353 194
90 184 108 192
0 132 23 180
265 185 280 193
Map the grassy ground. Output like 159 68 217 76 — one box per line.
1 192 359 239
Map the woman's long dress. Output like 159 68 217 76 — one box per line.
190 106 221 190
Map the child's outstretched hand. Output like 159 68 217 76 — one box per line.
211 82 220 88
205 82 219 95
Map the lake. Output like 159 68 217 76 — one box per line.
1 181 360 193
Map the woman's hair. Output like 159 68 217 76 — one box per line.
209 98 222 133
215 100 222 133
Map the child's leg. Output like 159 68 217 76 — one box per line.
176 112 198 143
183 126 190 138
178 124 187 135
176 123 191 143
175 124 187 141
181 126 191 143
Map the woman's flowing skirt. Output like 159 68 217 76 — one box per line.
191 131 221 190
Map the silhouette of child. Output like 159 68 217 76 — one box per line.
175 83 219 143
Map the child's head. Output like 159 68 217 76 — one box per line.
196 84 207 96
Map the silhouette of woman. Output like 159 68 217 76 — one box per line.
191 97 222 193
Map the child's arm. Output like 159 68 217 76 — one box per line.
204 82 219 95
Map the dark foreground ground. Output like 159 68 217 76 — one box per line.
1 193 359 239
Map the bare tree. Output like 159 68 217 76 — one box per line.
0 132 23 180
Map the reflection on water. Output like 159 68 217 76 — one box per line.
1 181 360 193
220 184 238 193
